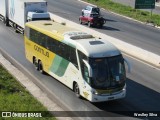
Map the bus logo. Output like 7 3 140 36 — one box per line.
34 45 49 58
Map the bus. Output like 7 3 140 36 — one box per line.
24 20 129 102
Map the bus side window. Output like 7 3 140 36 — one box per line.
70 47 78 69
38 32 47 48
30 28 36 42
65 46 70 60
83 64 90 83
78 50 89 83
55 42 61 56
60 43 67 58
46 37 57 52
30 29 42 45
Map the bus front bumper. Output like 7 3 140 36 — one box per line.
89 87 126 102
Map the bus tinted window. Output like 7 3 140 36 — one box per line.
70 47 78 68
39 33 47 48
28 28 78 69
30 28 48 48
46 36 57 52
30 28 37 43
61 43 70 60
78 50 88 82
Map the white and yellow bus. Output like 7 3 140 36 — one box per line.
24 20 129 102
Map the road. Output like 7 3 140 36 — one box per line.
0 20 160 120
46 0 160 56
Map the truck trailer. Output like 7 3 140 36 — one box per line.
0 0 50 33
0 0 9 26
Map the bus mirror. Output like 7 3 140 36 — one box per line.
124 58 131 73
82 59 93 77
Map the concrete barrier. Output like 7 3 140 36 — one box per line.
49 13 160 68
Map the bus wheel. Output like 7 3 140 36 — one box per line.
38 61 44 74
74 82 81 98
33 58 38 70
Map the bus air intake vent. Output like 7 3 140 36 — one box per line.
44 23 52 26
89 41 104 45
61 22 66 25
71 35 94 40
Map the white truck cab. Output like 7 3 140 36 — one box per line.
5 0 51 34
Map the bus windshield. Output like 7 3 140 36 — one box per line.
89 55 126 89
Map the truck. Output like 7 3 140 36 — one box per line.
0 0 50 34
0 0 8 26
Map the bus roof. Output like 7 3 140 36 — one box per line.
25 20 121 58
62 31 120 57
26 20 77 38
76 38 120 58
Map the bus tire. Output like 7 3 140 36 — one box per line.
74 82 81 98
38 61 44 74
33 57 38 70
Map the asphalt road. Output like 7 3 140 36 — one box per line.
0 21 160 119
46 0 160 55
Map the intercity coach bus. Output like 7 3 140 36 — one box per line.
24 20 130 102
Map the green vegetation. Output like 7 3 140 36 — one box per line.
0 65 56 120
84 0 160 26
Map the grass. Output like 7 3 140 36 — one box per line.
84 0 160 26
0 65 56 120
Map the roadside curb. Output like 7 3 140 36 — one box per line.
0 48 73 120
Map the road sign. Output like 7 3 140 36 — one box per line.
135 0 155 9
